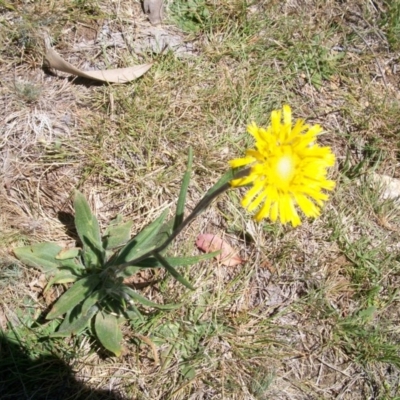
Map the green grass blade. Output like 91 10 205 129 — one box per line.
174 147 193 230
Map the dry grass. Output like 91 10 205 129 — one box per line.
1 0 400 398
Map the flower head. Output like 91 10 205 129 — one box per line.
229 105 335 227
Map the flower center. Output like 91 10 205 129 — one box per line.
273 154 296 185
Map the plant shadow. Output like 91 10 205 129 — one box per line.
0 333 126 400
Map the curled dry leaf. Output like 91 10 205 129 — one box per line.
196 234 244 267
45 47 152 83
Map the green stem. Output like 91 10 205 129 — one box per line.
116 167 251 271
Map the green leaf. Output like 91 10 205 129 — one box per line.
124 306 143 321
122 286 181 310
358 306 377 321
95 312 122 356
134 252 220 269
47 275 101 320
59 258 85 274
103 220 133 250
52 304 98 337
111 209 169 266
145 218 175 253
153 253 195 290
14 242 63 273
181 365 196 380
117 266 140 278
44 269 80 292
101 296 127 319
106 288 144 320
55 248 81 260
81 290 103 315
169 168 248 238
163 263 195 290
174 148 192 230
117 252 219 278
74 190 105 268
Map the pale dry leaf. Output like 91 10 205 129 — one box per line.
370 172 400 202
143 0 164 25
196 233 244 267
45 47 152 83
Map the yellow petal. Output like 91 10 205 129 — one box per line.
271 109 282 134
270 201 279 222
255 195 272 221
229 156 255 168
283 104 292 126
248 188 267 212
242 180 264 208
293 193 321 217
231 174 256 187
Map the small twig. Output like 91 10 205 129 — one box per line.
331 45 363 54
134 334 160 365
316 357 352 378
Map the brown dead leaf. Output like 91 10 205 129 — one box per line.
196 233 244 267
45 47 152 83
143 0 164 25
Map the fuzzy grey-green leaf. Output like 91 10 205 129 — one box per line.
52 304 98 337
74 190 105 268
55 248 81 260
46 275 100 320
14 242 63 273
81 290 103 315
103 220 133 250
153 253 195 290
45 269 79 292
112 209 168 265
95 312 122 356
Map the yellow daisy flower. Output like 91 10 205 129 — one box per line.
229 105 335 227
